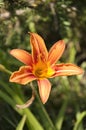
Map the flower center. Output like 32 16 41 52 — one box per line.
32 60 54 79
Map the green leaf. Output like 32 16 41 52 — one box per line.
73 111 86 130
16 115 26 130
55 100 68 130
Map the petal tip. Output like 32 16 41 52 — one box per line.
78 68 84 75
10 49 14 55
41 95 48 104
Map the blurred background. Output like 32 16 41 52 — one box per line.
0 0 86 130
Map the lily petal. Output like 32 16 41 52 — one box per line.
10 49 32 65
16 91 35 109
37 79 51 104
52 63 83 77
10 66 36 85
48 40 65 65
30 33 48 63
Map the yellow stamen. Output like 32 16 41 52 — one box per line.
32 60 54 79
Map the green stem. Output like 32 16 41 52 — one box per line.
0 80 44 130
0 90 15 107
13 95 44 130
30 82 57 130
4 68 12 75
0 64 12 75
0 89 44 130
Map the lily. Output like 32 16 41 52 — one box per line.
9 33 83 104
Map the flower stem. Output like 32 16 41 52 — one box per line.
0 64 12 75
30 82 57 130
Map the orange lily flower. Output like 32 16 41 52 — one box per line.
9 33 83 104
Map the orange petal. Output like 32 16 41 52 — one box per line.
10 49 32 65
9 66 36 85
30 33 48 63
52 63 83 77
37 79 51 104
48 40 65 65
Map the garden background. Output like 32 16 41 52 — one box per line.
0 0 86 130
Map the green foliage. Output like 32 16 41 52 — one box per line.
0 0 86 130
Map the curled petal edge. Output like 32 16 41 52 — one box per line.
9 66 36 85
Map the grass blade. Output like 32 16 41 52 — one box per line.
16 115 26 130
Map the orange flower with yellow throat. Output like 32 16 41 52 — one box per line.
9 33 83 104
